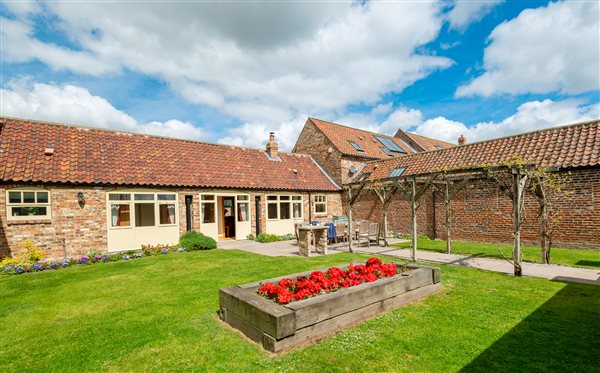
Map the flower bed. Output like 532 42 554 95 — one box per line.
259 258 397 304
220 259 441 352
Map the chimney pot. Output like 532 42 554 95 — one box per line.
458 134 467 145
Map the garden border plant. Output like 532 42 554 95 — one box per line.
1 231 216 275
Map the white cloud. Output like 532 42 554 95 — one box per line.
447 0 503 31
0 79 205 140
379 107 424 133
457 1 600 97
1 2 452 128
413 99 599 143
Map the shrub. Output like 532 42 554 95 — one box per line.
246 234 255 240
179 231 216 251
0 239 44 268
255 233 281 243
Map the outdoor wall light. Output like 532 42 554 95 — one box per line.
77 192 85 207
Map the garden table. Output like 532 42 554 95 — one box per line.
297 226 328 257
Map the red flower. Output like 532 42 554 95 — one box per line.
258 258 399 303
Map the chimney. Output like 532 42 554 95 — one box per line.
266 132 279 159
458 134 467 146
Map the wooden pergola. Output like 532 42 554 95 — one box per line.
344 164 549 276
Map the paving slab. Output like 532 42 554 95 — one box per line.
217 239 599 285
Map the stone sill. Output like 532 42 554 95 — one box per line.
7 219 52 225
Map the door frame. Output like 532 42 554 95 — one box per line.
199 191 251 241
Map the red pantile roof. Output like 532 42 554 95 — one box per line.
307 118 416 159
0 117 340 191
356 120 600 182
403 131 455 151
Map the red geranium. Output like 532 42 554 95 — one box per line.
258 258 400 304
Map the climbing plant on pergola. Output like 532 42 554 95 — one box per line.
344 161 554 277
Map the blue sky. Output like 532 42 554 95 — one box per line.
1 1 598 150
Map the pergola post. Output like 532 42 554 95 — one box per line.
373 186 397 247
511 167 528 277
411 178 417 261
345 184 365 253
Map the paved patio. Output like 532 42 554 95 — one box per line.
218 239 600 285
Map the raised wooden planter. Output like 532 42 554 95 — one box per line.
219 263 441 352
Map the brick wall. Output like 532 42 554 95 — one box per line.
0 184 343 258
350 168 600 250
293 120 343 185
0 184 107 259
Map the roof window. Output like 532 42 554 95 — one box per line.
388 167 406 178
381 147 393 157
375 136 406 154
348 140 364 152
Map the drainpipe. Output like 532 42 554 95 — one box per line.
255 196 261 235
432 191 437 239
308 191 312 223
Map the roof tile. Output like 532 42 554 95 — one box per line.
357 120 600 182
0 117 339 191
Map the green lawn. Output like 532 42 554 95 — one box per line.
393 237 600 269
1 250 598 372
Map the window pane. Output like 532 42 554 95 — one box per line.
291 196 301 200
159 204 176 224
111 204 131 227
237 203 249 222
280 195 290 200
23 192 35 203
280 202 290 220
135 203 155 226
202 203 215 223
267 195 277 201
267 203 278 219
109 194 131 201
11 206 47 217
37 192 49 203
158 194 176 201
201 194 215 201
8 191 21 204
315 203 326 213
293 202 302 218
237 195 249 201
134 194 155 201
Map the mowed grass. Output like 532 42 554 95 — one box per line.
1 250 598 372
394 237 600 269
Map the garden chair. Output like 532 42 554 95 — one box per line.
335 222 348 243
357 221 370 247
368 222 380 247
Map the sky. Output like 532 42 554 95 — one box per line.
1 0 599 151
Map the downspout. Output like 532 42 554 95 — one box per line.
432 191 437 239
308 191 312 223
255 196 261 235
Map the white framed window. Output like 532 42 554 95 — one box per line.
237 195 250 222
314 195 327 214
6 188 51 220
266 195 303 220
201 194 216 224
107 191 177 229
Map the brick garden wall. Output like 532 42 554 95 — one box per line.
350 167 600 250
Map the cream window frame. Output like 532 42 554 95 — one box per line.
6 188 51 221
314 194 327 215
200 194 216 224
266 194 303 221
107 191 178 230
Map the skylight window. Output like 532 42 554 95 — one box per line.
435 145 445 150
388 167 406 178
381 147 393 157
348 140 364 152
375 136 406 154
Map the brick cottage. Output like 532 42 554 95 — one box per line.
1 116 599 258
0 118 342 258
